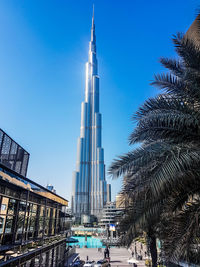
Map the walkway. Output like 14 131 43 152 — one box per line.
64 253 79 267
76 247 146 267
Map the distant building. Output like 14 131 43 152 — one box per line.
46 184 56 193
116 193 130 209
81 214 97 225
116 193 125 209
107 184 111 203
100 202 122 228
0 129 70 266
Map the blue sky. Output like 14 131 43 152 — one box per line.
0 0 199 203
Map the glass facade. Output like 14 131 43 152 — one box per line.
0 188 67 246
0 129 30 177
0 163 70 266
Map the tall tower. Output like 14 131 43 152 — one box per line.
71 9 108 219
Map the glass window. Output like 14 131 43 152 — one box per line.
5 216 13 233
25 202 30 216
41 252 46 266
19 201 26 212
53 208 56 219
28 202 32 212
1 204 6 211
46 208 50 218
0 216 5 234
45 251 50 266
44 218 49 235
26 259 35 267
39 217 44 230
34 255 40 267
38 216 44 237
24 216 29 231
17 214 24 233
5 188 11 196
0 185 5 194
49 250 52 264
29 216 36 231
7 199 16 215
32 204 37 214
0 197 8 215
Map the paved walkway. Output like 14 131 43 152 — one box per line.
76 247 146 267
64 253 79 267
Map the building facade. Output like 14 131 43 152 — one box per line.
0 130 70 267
100 202 122 228
107 184 111 203
0 129 29 177
71 11 110 219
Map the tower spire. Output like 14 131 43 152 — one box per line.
92 4 94 27
91 5 95 43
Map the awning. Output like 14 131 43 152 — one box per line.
66 237 79 243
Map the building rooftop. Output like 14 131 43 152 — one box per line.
0 162 68 206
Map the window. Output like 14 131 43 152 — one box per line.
0 216 5 234
5 216 13 233
0 197 8 215
1 204 6 211
29 216 36 232
7 199 16 215
32 204 37 214
17 213 24 233
19 201 26 212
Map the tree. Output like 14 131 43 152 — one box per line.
109 21 200 265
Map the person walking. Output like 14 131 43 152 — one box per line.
104 246 110 259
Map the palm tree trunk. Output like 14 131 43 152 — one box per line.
148 229 158 267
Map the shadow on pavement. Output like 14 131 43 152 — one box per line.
65 253 79 267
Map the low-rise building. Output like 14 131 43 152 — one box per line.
100 202 122 227
0 129 70 266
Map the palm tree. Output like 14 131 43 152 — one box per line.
109 22 200 265
159 194 200 264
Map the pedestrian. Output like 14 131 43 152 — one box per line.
107 247 110 258
104 246 110 258
104 249 106 259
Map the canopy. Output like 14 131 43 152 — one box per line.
66 237 79 243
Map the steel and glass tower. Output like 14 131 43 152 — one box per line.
71 10 107 219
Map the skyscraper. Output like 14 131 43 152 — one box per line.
71 10 109 220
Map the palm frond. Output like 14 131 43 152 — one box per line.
160 57 184 77
133 94 199 122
